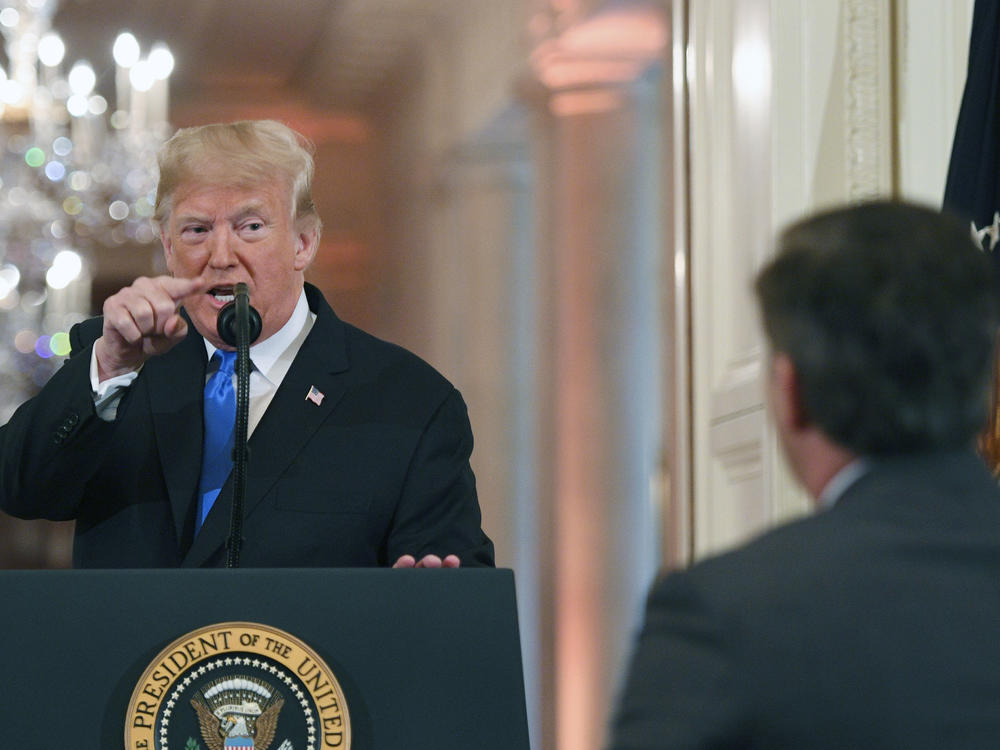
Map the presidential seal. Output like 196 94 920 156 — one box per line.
125 622 351 750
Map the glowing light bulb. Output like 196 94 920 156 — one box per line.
113 32 140 68
45 250 83 290
68 62 96 96
0 8 20 28
129 59 155 92
38 32 65 67
0 264 21 299
149 43 174 80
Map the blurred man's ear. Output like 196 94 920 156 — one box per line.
770 352 810 432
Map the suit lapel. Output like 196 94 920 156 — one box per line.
144 327 208 546
182 286 350 567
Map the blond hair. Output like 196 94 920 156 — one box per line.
154 120 321 236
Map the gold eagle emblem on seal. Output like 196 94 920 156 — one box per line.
125 622 350 750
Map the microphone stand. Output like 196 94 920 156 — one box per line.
216 282 262 568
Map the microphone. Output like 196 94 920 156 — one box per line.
215 282 260 568
216 283 262 347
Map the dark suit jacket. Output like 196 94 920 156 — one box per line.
0 284 494 568
609 450 1000 749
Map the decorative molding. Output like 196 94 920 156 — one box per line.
711 407 765 484
710 349 764 420
844 0 893 200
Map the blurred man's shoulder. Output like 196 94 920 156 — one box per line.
657 510 842 606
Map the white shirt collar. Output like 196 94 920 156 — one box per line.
817 458 869 509
203 289 313 385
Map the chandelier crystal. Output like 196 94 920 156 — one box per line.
0 0 173 419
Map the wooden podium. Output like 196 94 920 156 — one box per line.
0 568 530 750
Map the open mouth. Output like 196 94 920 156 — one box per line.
209 286 236 303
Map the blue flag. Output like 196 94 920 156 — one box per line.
944 0 1000 279
944 0 1000 472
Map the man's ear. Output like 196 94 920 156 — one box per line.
771 352 810 431
293 225 319 272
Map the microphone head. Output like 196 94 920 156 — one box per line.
216 284 262 347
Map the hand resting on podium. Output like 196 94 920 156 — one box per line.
392 554 462 568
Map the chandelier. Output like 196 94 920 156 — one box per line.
0 0 173 420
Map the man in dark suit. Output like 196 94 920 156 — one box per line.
608 201 1000 749
0 120 494 569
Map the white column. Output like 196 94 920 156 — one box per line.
432 110 543 750
527 5 667 742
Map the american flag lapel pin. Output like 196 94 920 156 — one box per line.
306 385 325 406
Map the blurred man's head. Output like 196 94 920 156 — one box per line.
756 201 999 483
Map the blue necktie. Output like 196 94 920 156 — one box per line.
196 350 237 533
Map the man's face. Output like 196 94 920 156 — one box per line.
161 179 317 349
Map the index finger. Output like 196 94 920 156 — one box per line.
160 275 210 303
